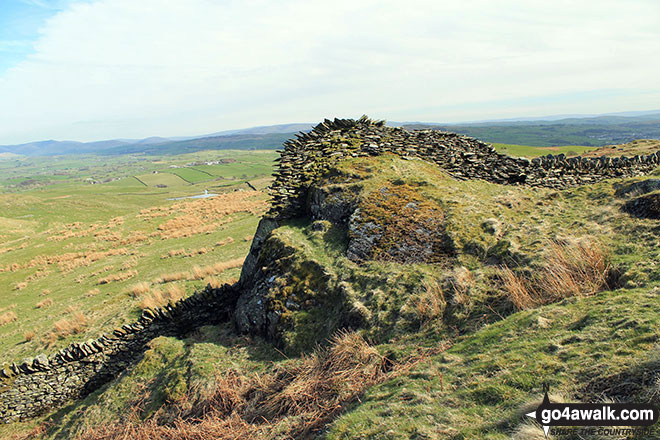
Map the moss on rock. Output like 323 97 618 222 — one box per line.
347 183 455 264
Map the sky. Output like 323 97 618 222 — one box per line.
0 0 659 144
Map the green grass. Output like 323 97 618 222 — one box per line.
167 168 214 184
327 286 660 439
492 143 598 158
135 172 189 187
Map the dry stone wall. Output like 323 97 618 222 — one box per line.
0 284 239 423
268 116 660 219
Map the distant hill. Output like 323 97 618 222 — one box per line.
103 132 298 155
203 123 313 137
3 112 660 155
401 112 660 146
0 124 313 156
0 139 132 156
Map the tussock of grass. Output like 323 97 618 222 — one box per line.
500 237 614 310
155 258 243 284
411 279 445 326
0 311 18 326
161 248 185 259
138 284 186 310
155 271 188 283
44 311 89 347
23 329 36 342
215 237 234 247
35 298 53 309
121 256 140 270
129 282 151 297
97 270 138 285
84 288 100 297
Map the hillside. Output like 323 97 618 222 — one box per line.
1 118 660 439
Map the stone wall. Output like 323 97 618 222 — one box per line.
0 283 239 423
267 116 660 219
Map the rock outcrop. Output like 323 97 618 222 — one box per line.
236 115 660 347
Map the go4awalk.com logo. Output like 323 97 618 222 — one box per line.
525 386 659 437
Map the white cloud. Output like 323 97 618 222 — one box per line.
1 0 659 143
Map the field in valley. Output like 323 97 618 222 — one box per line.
0 150 277 364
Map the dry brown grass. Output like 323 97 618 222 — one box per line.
23 329 36 342
215 237 234 247
36 298 54 309
205 277 223 289
187 259 244 281
93 230 122 242
499 266 539 310
0 311 18 326
121 256 140 270
98 270 138 285
44 311 89 347
500 237 613 310
79 331 437 440
412 279 445 325
155 271 188 284
138 284 186 310
85 288 101 297
156 215 222 240
153 258 243 284
1 262 22 273
28 248 129 272
146 192 265 240
25 269 51 283
537 239 612 298
188 247 210 256
119 231 149 245
4 422 48 440
162 248 186 259
162 247 212 259
130 282 151 297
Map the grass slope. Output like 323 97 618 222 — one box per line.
0 151 276 364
